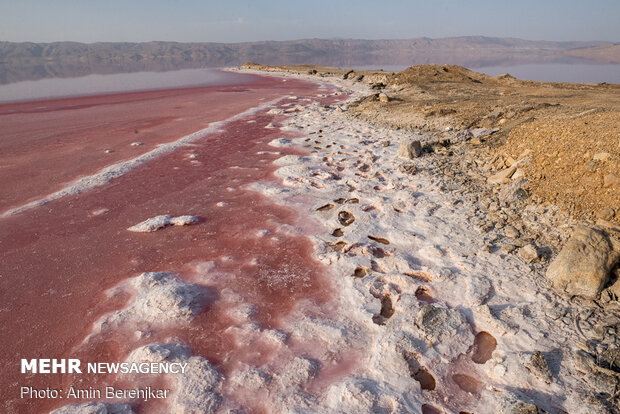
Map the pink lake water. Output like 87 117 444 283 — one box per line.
0 71 348 413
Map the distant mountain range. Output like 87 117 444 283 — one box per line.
0 36 618 84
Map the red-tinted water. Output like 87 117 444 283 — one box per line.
0 73 347 412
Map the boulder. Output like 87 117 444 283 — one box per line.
546 225 620 299
378 92 389 103
397 140 423 159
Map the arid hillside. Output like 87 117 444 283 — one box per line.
245 63 620 225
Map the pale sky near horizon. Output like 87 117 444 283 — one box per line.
1 0 618 43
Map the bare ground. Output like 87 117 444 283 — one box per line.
242 62 620 225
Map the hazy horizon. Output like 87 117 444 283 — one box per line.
1 0 618 44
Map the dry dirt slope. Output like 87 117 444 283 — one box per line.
346 64 620 225
241 62 619 223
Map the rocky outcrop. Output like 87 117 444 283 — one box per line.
546 225 620 299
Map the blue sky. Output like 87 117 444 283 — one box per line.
1 0 618 43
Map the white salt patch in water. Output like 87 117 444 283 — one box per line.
196 260 217 272
265 123 277 129
127 214 199 232
85 272 208 341
216 201 228 207
255 229 270 237
226 303 257 323
89 208 109 216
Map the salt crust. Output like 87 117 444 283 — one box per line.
127 215 198 232
126 343 223 413
233 68 608 413
57 71 606 413
85 272 207 341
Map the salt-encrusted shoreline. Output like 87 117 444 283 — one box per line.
50 70 617 413
236 68 618 413
0 96 285 219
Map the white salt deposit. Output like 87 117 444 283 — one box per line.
50 402 134 414
267 138 292 147
85 272 207 341
127 214 199 232
229 67 609 413
89 208 109 216
127 343 223 414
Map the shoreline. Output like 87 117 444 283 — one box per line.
234 66 619 413
1 74 338 413
3 66 617 412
